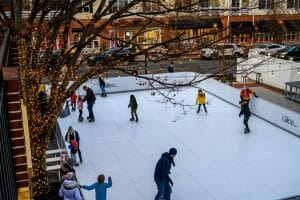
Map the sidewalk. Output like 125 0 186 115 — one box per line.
232 82 300 113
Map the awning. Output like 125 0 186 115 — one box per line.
170 19 221 30
230 21 253 34
285 20 300 31
255 20 281 32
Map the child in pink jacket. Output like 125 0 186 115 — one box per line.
77 96 84 122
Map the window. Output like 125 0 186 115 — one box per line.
143 0 161 11
77 0 93 13
259 0 274 9
232 0 240 7
287 0 300 9
175 0 192 10
109 0 128 12
199 0 210 7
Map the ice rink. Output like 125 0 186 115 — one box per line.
59 82 300 200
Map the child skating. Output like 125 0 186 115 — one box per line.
68 140 79 166
128 94 138 122
239 100 251 133
77 96 84 122
196 89 207 113
70 92 77 112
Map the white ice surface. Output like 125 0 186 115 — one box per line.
59 84 300 200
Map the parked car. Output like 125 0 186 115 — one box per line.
277 45 300 60
87 47 134 66
248 44 285 57
201 43 244 59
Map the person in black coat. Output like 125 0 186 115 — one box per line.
98 76 107 97
154 148 177 200
83 85 96 122
128 94 138 122
239 100 251 133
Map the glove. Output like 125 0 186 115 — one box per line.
108 176 112 180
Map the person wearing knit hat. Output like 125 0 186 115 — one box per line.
59 172 82 200
154 148 177 200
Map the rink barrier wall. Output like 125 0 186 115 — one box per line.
72 72 299 137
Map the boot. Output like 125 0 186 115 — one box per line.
135 117 138 122
130 118 134 121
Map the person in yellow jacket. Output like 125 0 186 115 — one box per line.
196 89 207 113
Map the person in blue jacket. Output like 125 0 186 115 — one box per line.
154 148 177 200
81 175 112 200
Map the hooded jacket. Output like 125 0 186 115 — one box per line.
196 91 206 105
154 152 174 182
59 179 82 200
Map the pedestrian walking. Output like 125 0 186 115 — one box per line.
154 148 177 200
81 175 112 200
128 94 138 122
239 100 252 133
83 85 96 122
240 85 258 103
59 172 82 200
98 76 107 97
70 92 77 111
196 89 207 113
65 126 82 163
77 96 84 122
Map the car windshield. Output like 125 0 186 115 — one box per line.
258 44 268 49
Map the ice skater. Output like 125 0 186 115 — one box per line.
128 94 138 122
83 85 96 122
196 89 207 113
65 126 82 163
77 96 84 122
154 148 177 200
70 92 77 111
59 172 82 200
98 76 107 97
81 175 112 200
239 100 252 133
240 85 258 104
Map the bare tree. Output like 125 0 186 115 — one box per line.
0 0 253 197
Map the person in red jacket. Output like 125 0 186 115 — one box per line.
70 92 78 111
240 85 258 103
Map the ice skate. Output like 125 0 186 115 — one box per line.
135 118 138 122
88 118 95 122
244 128 250 133
78 117 84 122
130 118 134 121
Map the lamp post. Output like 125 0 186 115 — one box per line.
144 51 148 74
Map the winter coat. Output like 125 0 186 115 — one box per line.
154 152 174 182
84 88 96 104
99 78 105 87
70 94 77 103
128 98 138 110
59 179 82 200
77 101 83 110
83 178 112 200
196 91 206 105
65 131 80 144
239 103 251 117
240 89 254 101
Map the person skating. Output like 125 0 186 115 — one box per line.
196 89 207 113
59 172 82 200
65 126 82 163
83 85 96 122
154 148 177 200
239 100 252 133
98 76 107 97
81 175 112 200
70 92 77 111
77 96 84 122
240 85 258 104
128 94 138 122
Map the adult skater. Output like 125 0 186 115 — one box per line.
81 175 112 200
196 89 207 113
65 126 82 163
59 172 82 200
154 148 177 200
239 100 251 133
240 85 258 103
83 85 96 122
98 76 107 97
